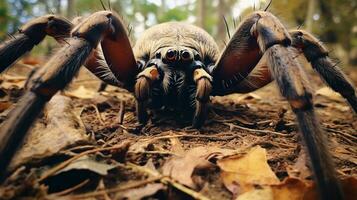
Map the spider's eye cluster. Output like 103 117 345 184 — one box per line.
166 49 177 61
155 52 161 59
194 53 201 61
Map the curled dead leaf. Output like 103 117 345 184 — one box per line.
119 183 165 200
162 146 234 189
217 146 280 196
315 87 343 102
0 101 12 112
236 178 316 200
65 85 96 99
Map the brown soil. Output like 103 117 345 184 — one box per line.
0 65 356 199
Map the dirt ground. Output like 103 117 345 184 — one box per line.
0 63 356 200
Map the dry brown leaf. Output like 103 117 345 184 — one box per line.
287 149 311 180
236 177 357 200
236 178 316 200
119 183 165 200
0 101 12 112
169 137 185 155
341 176 357 200
144 158 157 171
315 87 343 102
65 85 96 99
162 146 234 189
9 95 91 171
56 155 116 176
217 146 280 195
0 79 26 89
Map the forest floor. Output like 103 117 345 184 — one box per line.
0 63 356 200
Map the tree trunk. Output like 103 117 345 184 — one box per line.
217 0 227 42
197 0 206 29
67 0 75 18
305 0 317 32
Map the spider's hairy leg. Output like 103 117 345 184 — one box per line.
72 11 138 89
232 53 273 93
0 15 72 73
71 16 120 88
212 11 273 96
290 30 357 113
192 68 212 128
135 64 160 124
0 11 130 181
251 12 343 200
0 37 92 182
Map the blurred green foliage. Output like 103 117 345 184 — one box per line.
0 0 356 64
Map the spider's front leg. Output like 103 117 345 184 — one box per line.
290 30 357 113
212 12 344 200
0 15 72 73
0 11 138 181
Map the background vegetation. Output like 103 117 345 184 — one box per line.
0 0 356 65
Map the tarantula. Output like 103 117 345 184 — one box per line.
0 4 356 200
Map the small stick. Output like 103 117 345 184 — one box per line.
48 179 90 197
118 100 125 124
88 104 105 125
67 176 162 199
222 122 290 137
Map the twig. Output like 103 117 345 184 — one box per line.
67 176 162 199
324 128 357 142
127 163 212 200
47 179 90 197
39 141 131 182
118 100 125 124
89 104 105 125
141 132 243 143
129 150 177 156
222 122 291 137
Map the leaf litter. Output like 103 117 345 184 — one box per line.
0 64 356 199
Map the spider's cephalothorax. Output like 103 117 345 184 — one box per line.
132 22 218 122
132 22 218 125
1 9 357 200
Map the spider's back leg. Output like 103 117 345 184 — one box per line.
212 11 344 200
290 30 357 113
0 11 138 181
252 12 343 200
0 15 72 73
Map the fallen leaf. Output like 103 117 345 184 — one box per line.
9 94 91 171
144 158 157 171
0 101 11 112
287 149 311 180
341 176 357 200
0 79 26 89
217 146 280 196
169 137 184 155
56 155 116 176
65 85 96 99
236 178 316 200
162 146 234 189
315 87 343 102
119 183 165 200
